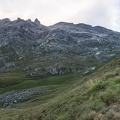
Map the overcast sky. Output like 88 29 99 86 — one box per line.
0 0 120 31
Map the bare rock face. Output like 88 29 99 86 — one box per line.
0 18 120 75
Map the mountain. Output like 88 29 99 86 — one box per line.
0 18 120 76
0 18 120 120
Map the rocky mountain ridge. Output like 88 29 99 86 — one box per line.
0 18 120 76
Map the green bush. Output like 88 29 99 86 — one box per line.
101 89 116 106
115 78 120 84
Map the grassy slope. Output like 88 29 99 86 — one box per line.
0 56 120 120
0 71 79 92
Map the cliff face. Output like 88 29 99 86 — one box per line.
0 18 120 75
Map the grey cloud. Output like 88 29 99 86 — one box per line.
0 0 119 31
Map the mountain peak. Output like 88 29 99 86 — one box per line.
16 18 24 21
34 18 41 25
27 19 32 22
0 18 11 24
76 23 92 28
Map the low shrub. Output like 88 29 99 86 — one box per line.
101 89 116 106
115 78 120 84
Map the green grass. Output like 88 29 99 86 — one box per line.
0 71 26 88
31 72 119 120
0 71 119 120
1 73 78 92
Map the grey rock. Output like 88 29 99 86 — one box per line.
0 87 44 108
46 66 58 75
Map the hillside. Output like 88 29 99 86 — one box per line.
0 18 120 120
0 51 120 120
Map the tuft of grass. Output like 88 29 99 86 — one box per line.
103 72 115 80
91 80 107 92
80 111 96 120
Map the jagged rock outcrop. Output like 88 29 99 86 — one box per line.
34 18 41 25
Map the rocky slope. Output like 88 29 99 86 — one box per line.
0 18 120 76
